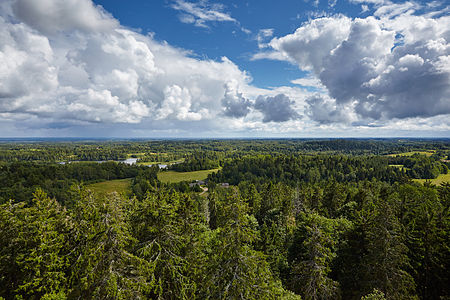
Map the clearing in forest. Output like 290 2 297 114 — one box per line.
86 178 132 196
413 173 450 185
386 150 436 157
158 168 220 183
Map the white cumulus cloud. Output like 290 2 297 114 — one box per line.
0 0 260 131
255 9 450 124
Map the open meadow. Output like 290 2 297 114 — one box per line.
158 168 220 183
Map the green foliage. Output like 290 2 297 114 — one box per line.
361 289 386 300
388 153 448 179
169 151 221 172
130 190 198 298
0 189 70 299
0 161 144 204
1 139 450 300
198 189 290 299
210 154 409 186
289 212 352 300
69 188 148 299
399 184 449 299
157 169 219 184
359 187 417 300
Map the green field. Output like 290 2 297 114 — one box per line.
413 173 450 185
158 168 220 183
386 150 435 157
86 178 132 196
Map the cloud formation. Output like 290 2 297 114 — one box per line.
306 94 356 124
170 0 236 28
256 28 274 49
221 82 252 118
0 0 256 129
268 16 352 73
254 94 299 123
12 0 118 35
256 6 450 123
0 0 448 137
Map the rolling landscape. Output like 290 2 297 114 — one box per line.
0 0 449 299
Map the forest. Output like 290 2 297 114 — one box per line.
0 138 449 300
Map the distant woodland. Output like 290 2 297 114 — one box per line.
0 139 449 299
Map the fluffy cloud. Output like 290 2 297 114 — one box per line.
65 89 149 123
254 94 300 123
12 0 117 35
268 16 352 73
373 2 418 18
319 17 395 104
221 82 252 118
0 17 58 108
306 94 356 124
291 75 325 89
1 0 448 137
256 8 450 124
0 0 258 130
158 85 208 121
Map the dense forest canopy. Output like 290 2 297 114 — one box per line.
0 138 449 299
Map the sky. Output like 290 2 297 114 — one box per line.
0 0 449 138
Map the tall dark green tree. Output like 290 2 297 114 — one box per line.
69 188 148 299
199 189 297 299
130 190 197 299
360 188 417 300
289 212 351 300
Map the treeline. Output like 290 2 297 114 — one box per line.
0 162 143 204
137 153 183 163
1 138 449 162
209 155 410 186
0 143 129 162
388 154 449 179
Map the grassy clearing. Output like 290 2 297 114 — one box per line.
158 168 220 183
86 178 132 196
386 150 436 157
413 173 450 186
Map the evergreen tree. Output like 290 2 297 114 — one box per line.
360 188 417 299
130 190 196 299
69 188 148 299
289 212 351 300
0 189 70 299
199 189 294 299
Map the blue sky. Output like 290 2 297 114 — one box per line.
92 0 362 88
0 0 449 137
